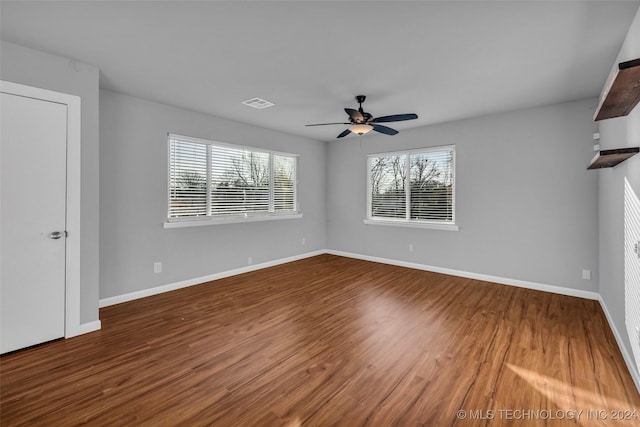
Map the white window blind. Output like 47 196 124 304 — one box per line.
169 134 298 221
624 178 640 374
169 139 208 218
367 146 455 224
273 155 296 212
370 155 407 219
210 146 270 216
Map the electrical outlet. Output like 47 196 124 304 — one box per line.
302 237 306 245
582 269 591 280
154 262 162 274
247 256 253 265
409 244 414 252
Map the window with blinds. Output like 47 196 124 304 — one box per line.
168 134 298 221
367 146 455 224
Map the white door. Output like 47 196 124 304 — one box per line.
0 91 68 353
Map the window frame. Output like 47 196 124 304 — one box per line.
365 145 458 231
164 133 301 228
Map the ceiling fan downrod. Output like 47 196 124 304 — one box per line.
355 95 366 113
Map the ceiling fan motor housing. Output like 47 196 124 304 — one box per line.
360 112 373 123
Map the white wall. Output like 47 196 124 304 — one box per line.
99 90 326 299
598 6 640 377
0 41 100 325
327 99 599 293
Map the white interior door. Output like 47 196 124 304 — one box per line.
1 91 68 354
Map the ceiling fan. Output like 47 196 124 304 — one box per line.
306 95 418 138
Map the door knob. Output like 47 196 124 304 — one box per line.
50 231 66 240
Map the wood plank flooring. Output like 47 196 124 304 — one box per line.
1 254 639 426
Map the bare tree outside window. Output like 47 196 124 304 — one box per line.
410 151 453 221
168 135 298 220
370 155 406 218
170 141 207 217
274 155 296 212
212 148 270 215
368 147 455 223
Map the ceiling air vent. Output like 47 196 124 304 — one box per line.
241 97 275 109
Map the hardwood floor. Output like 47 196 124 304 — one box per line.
1 254 639 426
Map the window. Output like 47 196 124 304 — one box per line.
366 145 456 229
168 134 298 224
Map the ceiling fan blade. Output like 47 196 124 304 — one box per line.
372 124 399 135
372 113 418 123
345 108 364 122
337 129 352 138
305 122 351 127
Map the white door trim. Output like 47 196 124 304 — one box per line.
1 80 84 338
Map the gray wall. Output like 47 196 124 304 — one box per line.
327 98 599 292
598 6 640 374
99 90 326 299
1 41 100 325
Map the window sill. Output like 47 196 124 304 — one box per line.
164 213 303 228
363 218 459 231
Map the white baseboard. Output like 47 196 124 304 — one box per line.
328 250 639 394
101 249 599 307
598 295 640 394
328 250 638 394
99 250 325 308
97 248 640 394
326 250 600 300
66 320 101 338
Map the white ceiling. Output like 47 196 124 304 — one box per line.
1 1 639 142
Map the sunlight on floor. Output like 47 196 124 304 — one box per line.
507 363 631 413
285 416 301 427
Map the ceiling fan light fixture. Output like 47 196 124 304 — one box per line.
349 124 373 135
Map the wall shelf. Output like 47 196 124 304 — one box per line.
594 58 640 121
587 147 640 170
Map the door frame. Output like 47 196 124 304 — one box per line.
1 80 83 338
